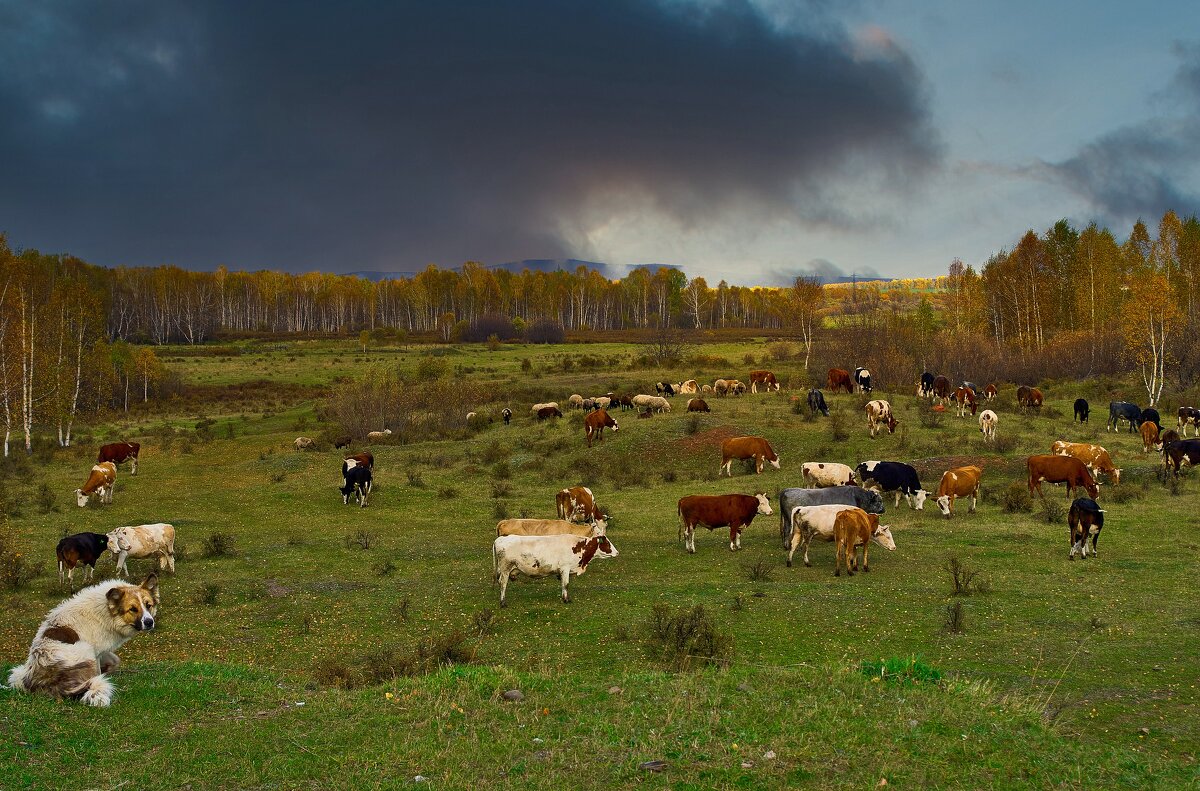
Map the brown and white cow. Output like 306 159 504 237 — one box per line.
720 436 780 476
1050 441 1120 484
833 508 894 576
954 386 977 417
497 518 605 538
827 368 855 394
864 400 898 438
493 533 618 606
935 466 982 517
677 493 772 553
97 442 140 475
984 384 998 401
56 532 110 585
978 409 998 441
555 486 607 525
748 370 780 393
75 462 116 507
584 409 619 447
1027 454 1100 499
786 504 895 569
801 462 855 488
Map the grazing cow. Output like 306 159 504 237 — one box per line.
294 437 315 451
1073 398 1090 423
679 380 699 394
1141 408 1162 431
74 462 117 508
807 388 829 417
1067 498 1105 560
1050 441 1120 484
1107 401 1141 432
568 394 584 410
555 486 607 525
56 532 109 585
979 409 998 442
97 442 140 475
918 372 935 399
853 367 873 393
333 436 352 449
749 370 781 393
935 466 982 517
497 517 605 538
833 508 895 576
1016 386 1043 410
786 504 895 569
107 523 176 578
1162 438 1200 475
366 429 392 442
341 464 372 507
537 406 563 420
932 375 952 405
502 407 512 425
827 368 855 394
954 386 977 417
855 460 927 510
778 485 885 550
687 398 710 413
1141 421 1161 453
584 409 619 447
1160 428 1180 448
1027 455 1100 499
720 436 780 476
343 452 375 493
864 400 898 438
984 383 998 401
1177 406 1200 437
677 493 772 553
801 462 856 488
493 534 618 606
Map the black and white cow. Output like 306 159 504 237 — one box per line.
853 367 873 394
855 460 928 510
341 464 372 507
807 388 829 417
1107 401 1142 433
1073 398 1089 424
918 372 935 399
1067 498 1105 560
502 407 512 425
778 485 885 550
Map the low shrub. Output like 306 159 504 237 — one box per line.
744 557 774 583
344 530 376 551
406 470 425 488
1000 481 1032 513
643 603 733 671
944 601 966 634
437 486 459 500
203 532 237 558
198 583 221 606
1040 497 1065 524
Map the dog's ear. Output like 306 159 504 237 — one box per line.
140 573 159 603
106 587 125 614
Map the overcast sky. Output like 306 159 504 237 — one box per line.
1 1 1197 284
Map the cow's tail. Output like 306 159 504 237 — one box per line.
491 541 498 585
677 503 684 541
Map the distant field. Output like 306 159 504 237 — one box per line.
2 339 1198 788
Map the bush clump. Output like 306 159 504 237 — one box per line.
643 604 733 671
860 656 942 686
203 532 237 558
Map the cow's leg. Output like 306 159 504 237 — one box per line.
498 568 511 607
969 490 976 513
894 491 902 509
802 532 813 567
560 569 571 603
115 552 128 578
1091 529 1100 557
686 526 696 554
834 539 842 576
58 560 65 586
756 456 764 474
786 531 800 567
131 456 138 475
862 541 870 572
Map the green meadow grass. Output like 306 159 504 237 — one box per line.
2 340 1198 788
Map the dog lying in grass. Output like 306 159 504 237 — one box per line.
6 574 159 706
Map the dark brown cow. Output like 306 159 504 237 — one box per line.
1163 438 1200 475
720 436 780 476
984 383 998 400
537 406 563 420
677 493 773 553
1027 454 1099 499
826 368 855 394
748 370 780 393
932 375 952 404
687 398 710 413
97 442 140 475
1017 385 1043 410
584 409 619 447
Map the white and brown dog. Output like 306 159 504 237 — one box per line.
6 574 159 706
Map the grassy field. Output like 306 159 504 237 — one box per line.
2 339 1198 789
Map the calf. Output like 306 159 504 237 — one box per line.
1162 438 1200 475
833 508 894 576
1141 421 1160 453
1073 398 1089 424
720 436 780 476
855 460 927 509
786 504 895 569
1177 406 1200 437
979 409 998 442
74 462 117 507
678 493 772 553
807 388 829 417
935 466 982 517
493 533 618 606
341 463 372 507
801 462 855 488
932 375 952 405
56 532 109 585
107 523 176 578
853 367 873 394
502 407 512 425
778 485 884 549
827 368 855 394
1017 385 1043 410
584 409 619 447
686 398 710 413
1107 401 1141 432
864 400 898 438
97 441 140 475
1067 498 1105 560
1027 455 1099 499
555 486 607 525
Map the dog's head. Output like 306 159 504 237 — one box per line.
105 574 159 633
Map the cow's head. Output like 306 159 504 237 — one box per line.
106 529 133 552
591 516 609 533
936 495 953 517
768 455 780 470
593 535 618 559
872 525 896 551
754 493 773 515
911 489 928 510
74 489 90 508
886 416 898 434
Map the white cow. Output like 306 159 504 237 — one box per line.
107 523 176 578
978 409 998 442
801 462 856 488
787 504 895 568
864 400 898 438
493 533 618 606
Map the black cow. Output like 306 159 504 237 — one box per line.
1108 401 1142 433
1163 438 1200 475
855 461 928 510
502 407 512 425
807 388 829 417
778 485 885 549
919 372 935 398
1068 498 1105 560
56 532 109 586
341 464 373 507
853 367 873 393
1141 407 1162 430
1073 398 1089 424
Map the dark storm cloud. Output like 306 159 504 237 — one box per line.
1029 43 1200 224
0 1 940 271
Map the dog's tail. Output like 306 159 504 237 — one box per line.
77 674 114 707
6 661 32 692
